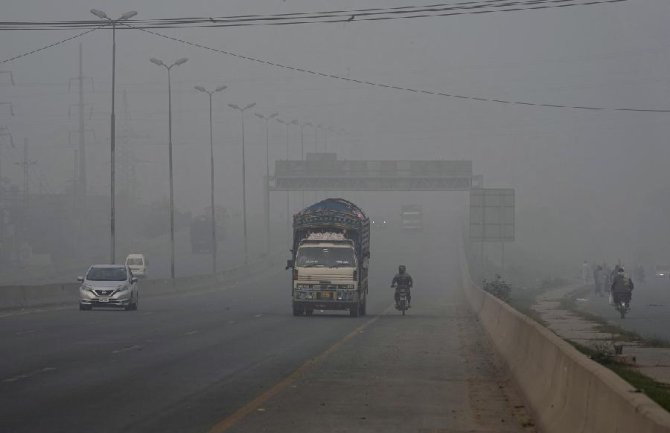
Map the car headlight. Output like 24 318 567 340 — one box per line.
116 285 129 293
80 284 93 292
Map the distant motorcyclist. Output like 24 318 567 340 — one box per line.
391 265 413 308
611 266 634 307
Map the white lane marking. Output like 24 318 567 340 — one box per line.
254 314 263 318
3 367 56 383
15 329 37 336
112 344 143 354
184 330 199 336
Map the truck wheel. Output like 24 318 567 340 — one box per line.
292 303 303 316
305 308 314 316
360 299 367 316
349 302 360 317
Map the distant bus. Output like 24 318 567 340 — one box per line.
400 205 423 230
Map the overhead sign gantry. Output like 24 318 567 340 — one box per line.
271 159 473 191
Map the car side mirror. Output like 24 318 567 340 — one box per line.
131 277 138 284
77 276 84 283
285 259 294 270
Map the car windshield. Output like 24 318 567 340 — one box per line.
296 247 356 268
127 258 143 266
86 267 127 281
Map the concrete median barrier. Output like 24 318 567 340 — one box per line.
0 253 283 310
460 249 670 433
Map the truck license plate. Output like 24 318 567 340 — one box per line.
321 292 332 299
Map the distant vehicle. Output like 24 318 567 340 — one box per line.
401 205 423 230
655 265 670 278
125 253 147 279
286 198 370 317
78 264 139 311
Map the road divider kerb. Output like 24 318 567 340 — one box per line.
460 243 670 433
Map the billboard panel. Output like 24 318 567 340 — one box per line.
469 188 515 242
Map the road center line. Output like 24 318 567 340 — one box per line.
207 307 392 433
112 344 143 354
2 367 56 383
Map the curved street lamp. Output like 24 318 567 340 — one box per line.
254 112 278 255
89 9 138 263
195 85 227 274
150 56 189 279
228 102 256 265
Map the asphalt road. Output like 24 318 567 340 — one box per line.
0 226 535 433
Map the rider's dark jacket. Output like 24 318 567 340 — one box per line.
392 272 413 289
611 274 634 294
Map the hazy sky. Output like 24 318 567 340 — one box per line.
2 0 670 265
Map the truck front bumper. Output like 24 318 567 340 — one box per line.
293 300 357 311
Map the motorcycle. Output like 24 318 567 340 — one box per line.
611 291 631 319
394 286 410 316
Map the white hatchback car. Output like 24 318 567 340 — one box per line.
125 253 147 279
78 264 139 311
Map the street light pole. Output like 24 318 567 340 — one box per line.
90 9 137 264
150 56 188 279
228 102 256 265
294 121 311 207
195 85 227 274
276 118 291 245
255 112 278 256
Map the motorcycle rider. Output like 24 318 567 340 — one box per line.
391 265 413 308
611 266 634 308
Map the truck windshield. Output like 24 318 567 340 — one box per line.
296 247 356 268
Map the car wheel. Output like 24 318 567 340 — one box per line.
133 294 139 311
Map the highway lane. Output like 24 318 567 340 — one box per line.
0 225 535 433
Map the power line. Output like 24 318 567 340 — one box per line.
0 28 99 65
0 0 626 65
0 0 628 30
127 22 670 114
